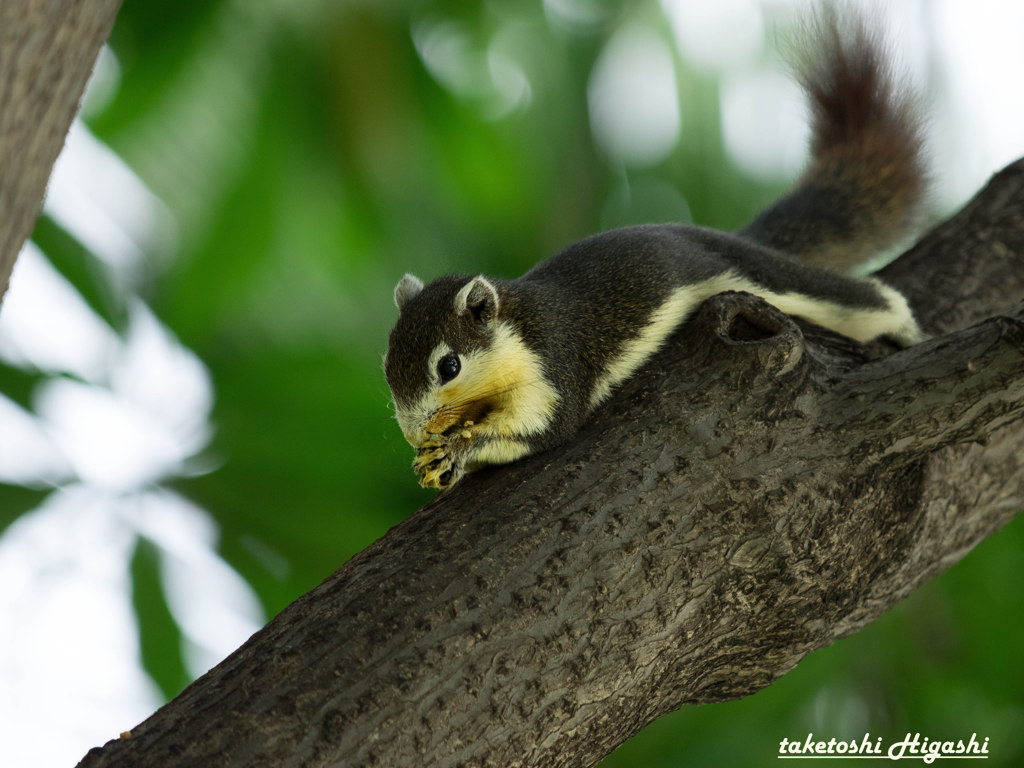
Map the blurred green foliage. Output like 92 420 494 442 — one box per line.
4 0 1021 765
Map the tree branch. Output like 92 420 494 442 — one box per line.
78 162 1024 768
832 308 1024 453
0 0 122 301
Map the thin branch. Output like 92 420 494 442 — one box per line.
0 0 122 301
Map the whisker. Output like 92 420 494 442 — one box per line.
415 373 560 440
440 377 552 410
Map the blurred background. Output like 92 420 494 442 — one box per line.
1 0 1022 765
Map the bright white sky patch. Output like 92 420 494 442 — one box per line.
661 0 765 71
0 488 162 767
0 486 265 767
588 24 681 168
0 244 120 382
35 377 188 491
110 301 213 471
931 0 1024 207
45 121 175 279
0 393 73 486
3 291 212 493
721 67 808 180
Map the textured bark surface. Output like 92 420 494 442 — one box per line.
0 0 122 301
77 161 1024 768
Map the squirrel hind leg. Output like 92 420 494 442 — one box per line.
738 6 929 273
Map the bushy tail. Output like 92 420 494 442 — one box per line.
737 8 928 272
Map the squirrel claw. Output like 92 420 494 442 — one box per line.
416 453 463 490
413 428 472 489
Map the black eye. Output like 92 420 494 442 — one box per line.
437 353 461 383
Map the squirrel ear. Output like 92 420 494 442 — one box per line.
394 274 424 311
454 276 500 324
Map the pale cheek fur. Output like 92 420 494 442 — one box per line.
397 323 560 448
465 323 560 440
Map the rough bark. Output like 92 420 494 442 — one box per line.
0 0 122 301
77 161 1024 767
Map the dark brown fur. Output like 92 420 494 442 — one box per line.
738 7 927 271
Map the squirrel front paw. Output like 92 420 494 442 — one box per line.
414 439 462 490
413 422 475 490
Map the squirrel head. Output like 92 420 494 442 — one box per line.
385 273 559 451
385 274 504 446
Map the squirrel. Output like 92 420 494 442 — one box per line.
384 9 928 490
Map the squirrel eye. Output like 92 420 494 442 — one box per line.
437 353 461 383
